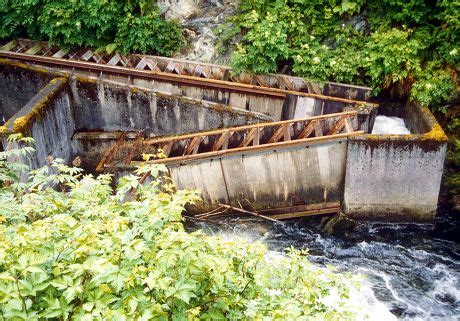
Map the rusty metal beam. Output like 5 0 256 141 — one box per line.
0 49 379 107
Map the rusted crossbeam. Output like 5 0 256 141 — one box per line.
0 39 379 107
97 111 363 170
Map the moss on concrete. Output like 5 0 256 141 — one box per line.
2 77 68 135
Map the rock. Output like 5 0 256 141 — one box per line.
322 213 357 236
158 0 239 63
157 0 199 21
180 26 217 62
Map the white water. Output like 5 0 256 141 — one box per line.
372 116 411 135
188 218 460 320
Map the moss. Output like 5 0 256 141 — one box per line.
11 77 68 133
0 125 9 135
75 76 99 84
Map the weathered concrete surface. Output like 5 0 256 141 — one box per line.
0 59 60 125
70 77 271 134
1 78 76 168
344 102 448 222
168 140 348 213
42 64 373 121
69 77 272 169
0 60 271 170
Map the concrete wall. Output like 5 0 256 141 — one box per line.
344 102 448 222
0 59 59 125
1 78 76 168
59 69 374 122
168 140 348 213
1 60 271 170
70 77 272 135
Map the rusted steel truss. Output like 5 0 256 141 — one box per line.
0 39 378 107
97 111 362 171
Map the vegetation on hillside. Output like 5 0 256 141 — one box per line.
220 0 458 110
0 0 184 56
0 135 367 320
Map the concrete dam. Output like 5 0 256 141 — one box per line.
0 39 448 222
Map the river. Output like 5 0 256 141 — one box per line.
186 208 459 320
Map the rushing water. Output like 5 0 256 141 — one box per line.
186 209 459 320
372 115 411 135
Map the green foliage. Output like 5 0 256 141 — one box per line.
0 136 367 319
445 139 460 194
0 0 184 56
114 12 184 56
223 0 458 110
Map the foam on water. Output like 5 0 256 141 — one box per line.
372 115 411 135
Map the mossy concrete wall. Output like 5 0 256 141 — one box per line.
0 59 271 169
69 77 271 135
0 59 60 125
48 68 374 122
1 78 76 168
343 102 447 222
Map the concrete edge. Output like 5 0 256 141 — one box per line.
0 57 68 78
0 77 68 136
350 103 448 144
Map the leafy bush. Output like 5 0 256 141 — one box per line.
0 0 184 56
0 135 367 319
222 0 458 109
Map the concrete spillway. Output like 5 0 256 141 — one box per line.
0 57 447 222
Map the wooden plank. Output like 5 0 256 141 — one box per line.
218 204 279 223
107 53 121 65
344 117 353 133
81 50 94 61
327 118 346 135
96 132 126 172
184 136 203 155
239 128 257 147
135 57 148 69
1 40 17 51
268 124 288 143
270 207 339 220
161 142 173 157
134 131 364 166
52 49 68 58
253 128 260 146
297 120 316 139
212 132 232 151
144 111 357 145
124 133 143 165
258 202 340 216
283 123 292 141
25 44 43 55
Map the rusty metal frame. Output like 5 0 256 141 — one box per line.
97 111 362 170
0 39 378 107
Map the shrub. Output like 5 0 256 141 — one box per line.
0 135 367 319
223 0 458 109
0 0 184 56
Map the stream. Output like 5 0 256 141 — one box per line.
186 208 459 320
